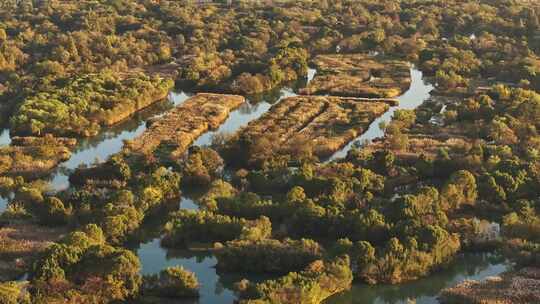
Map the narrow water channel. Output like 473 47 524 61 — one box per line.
49 91 191 191
0 127 11 211
0 92 190 212
135 67 507 304
133 68 436 304
0 128 10 146
134 77 313 304
0 67 502 304
325 253 510 304
329 67 434 160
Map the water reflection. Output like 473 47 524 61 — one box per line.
1 68 478 303
329 68 434 160
1 122 12 212
135 72 317 303
194 70 314 147
325 253 510 304
194 101 272 147
137 240 236 304
49 91 190 191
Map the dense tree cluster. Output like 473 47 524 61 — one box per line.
162 210 271 246
70 164 181 244
216 238 324 274
31 225 142 303
235 256 353 304
181 146 224 186
1 0 540 303
10 72 173 137
142 266 199 299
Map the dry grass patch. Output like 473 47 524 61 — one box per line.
301 54 411 98
226 95 391 167
125 93 245 158
439 267 540 304
0 136 76 179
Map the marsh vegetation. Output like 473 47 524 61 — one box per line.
0 0 539 303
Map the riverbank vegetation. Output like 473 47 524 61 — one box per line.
142 266 199 299
216 238 324 274
10 73 173 137
162 210 271 246
221 96 391 168
31 225 142 303
125 93 244 158
0 222 66 282
300 54 411 98
235 256 353 304
0 0 539 303
0 136 75 178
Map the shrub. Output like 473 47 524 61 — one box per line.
143 266 199 298
236 256 353 304
162 210 271 247
216 238 324 273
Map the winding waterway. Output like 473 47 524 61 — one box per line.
0 92 190 211
133 68 509 303
329 67 434 160
134 84 303 304
0 67 511 303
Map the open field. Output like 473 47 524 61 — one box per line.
225 95 392 167
300 54 411 98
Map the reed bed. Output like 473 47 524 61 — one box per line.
300 54 411 98
227 95 391 166
0 136 76 178
125 93 245 158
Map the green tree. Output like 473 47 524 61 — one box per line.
441 170 477 211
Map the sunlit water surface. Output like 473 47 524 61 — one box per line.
329 67 434 160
